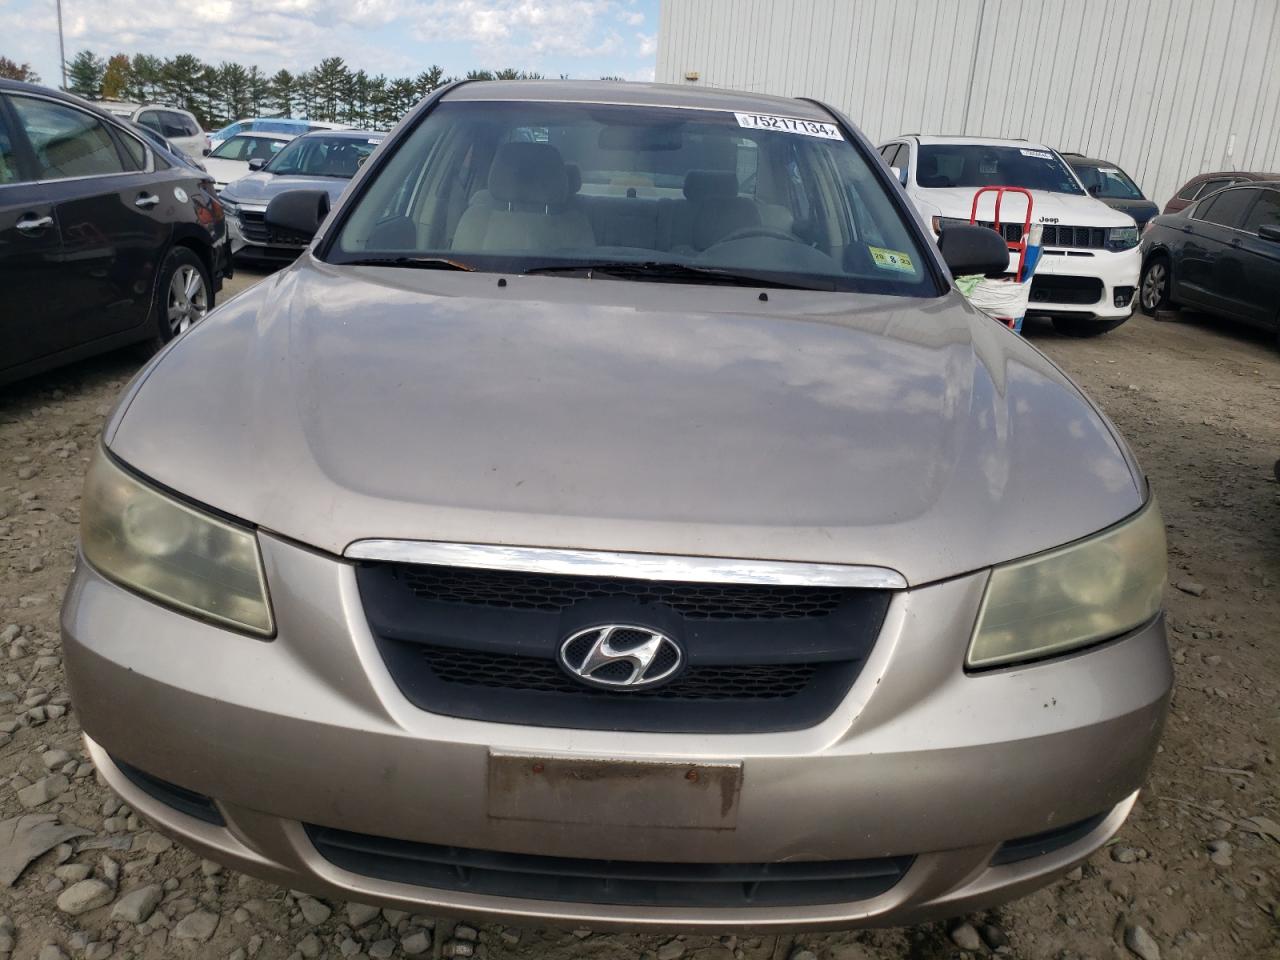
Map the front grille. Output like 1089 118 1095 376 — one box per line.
399 566 845 620
973 220 1107 249
306 824 914 908
236 210 308 248
1029 274 1104 305
357 562 891 734
422 645 817 699
236 210 270 243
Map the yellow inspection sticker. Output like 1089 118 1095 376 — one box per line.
869 246 915 273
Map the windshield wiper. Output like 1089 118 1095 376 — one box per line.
341 256 475 271
522 260 828 290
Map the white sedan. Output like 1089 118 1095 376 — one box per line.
204 132 293 191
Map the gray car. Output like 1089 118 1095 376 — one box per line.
61 80 1170 931
220 129 385 262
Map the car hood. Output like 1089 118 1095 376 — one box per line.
1097 197 1160 226
106 256 1143 586
221 171 351 205
204 156 249 186
919 186 1137 227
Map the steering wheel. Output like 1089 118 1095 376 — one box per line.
713 226 803 245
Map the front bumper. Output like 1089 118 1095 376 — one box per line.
62 533 1171 931
1023 243 1142 321
225 206 306 261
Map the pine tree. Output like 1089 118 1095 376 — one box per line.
313 57 349 122
66 50 105 97
269 70 295 118
128 54 162 101
162 54 204 113
413 66 444 98
218 62 251 121
194 63 222 125
385 77 418 126
297 69 318 119
247 65 269 116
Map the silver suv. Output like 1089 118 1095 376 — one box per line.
62 80 1170 930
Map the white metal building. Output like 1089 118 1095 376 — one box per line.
656 0 1280 207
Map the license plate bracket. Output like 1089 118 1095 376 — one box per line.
486 751 742 830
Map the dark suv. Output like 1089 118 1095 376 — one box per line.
1062 153 1159 231
0 80 229 387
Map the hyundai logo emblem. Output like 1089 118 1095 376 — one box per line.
558 625 684 690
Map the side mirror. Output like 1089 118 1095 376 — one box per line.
265 190 331 242
1259 224 1280 242
248 158 266 172
937 224 1010 279
1087 184 1101 196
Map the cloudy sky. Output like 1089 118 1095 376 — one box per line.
2 0 660 86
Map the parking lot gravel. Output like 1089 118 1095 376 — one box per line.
1 266 1278 959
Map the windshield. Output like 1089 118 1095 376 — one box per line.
1071 162 1145 200
329 101 935 295
916 144 1084 195
266 134 382 178
209 135 286 162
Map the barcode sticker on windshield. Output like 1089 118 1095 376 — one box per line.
735 113 843 140
368 138 383 145
869 246 915 273
1019 148 1055 160
1098 166 1120 174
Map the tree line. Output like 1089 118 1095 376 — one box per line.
12 50 607 130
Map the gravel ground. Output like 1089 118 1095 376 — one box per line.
1 265 1278 960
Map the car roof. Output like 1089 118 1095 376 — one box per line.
905 134 1050 150
135 103 194 114
1184 170 1280 181
440 79 834 121
295 128 388 140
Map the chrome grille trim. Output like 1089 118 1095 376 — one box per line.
343 541 907 589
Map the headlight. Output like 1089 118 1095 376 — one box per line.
1106 225 1140 251
220 200 239 218
80 448 274 636
967 500 1165 669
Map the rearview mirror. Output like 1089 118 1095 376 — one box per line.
265 190 331 242
1259 224 1280 242
248 158 266 172
937 224 1010 279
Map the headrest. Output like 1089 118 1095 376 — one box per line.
564 162 582 195
490 142 570 206
684 170 739 201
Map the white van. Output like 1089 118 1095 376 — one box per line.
879 135 1141 336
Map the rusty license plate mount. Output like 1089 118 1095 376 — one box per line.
486 751 743 830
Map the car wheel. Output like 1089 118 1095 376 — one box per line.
1051 315 1131 338
155 247 213 343
1139 255 1172 316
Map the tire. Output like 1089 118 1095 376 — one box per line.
1138 254 1172 316
1051 315 1131 338
153 246 213 344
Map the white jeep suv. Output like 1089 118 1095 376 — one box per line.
879 135 1141 336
